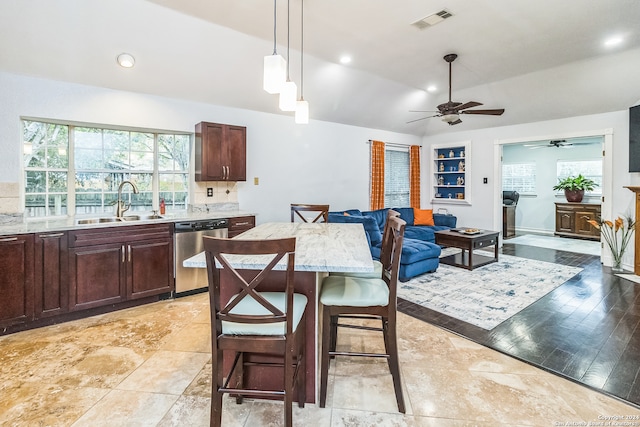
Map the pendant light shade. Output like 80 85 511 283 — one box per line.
295 99 309 124
264 0 286 94
263 54 286 94
279 80 298 111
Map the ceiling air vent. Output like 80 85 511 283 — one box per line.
411 9 453 30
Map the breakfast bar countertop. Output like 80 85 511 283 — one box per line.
183 222 374 273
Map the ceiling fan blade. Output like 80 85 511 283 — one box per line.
460 108 505 116
448 119 463 126
454 101 483 111
406 115 439 124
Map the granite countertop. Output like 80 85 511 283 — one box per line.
0 210 256 236
183 222 374 273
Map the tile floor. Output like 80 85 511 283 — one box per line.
2 292 640 426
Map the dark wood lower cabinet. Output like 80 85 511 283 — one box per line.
0 234 35 329
228 216 255 238
69 243 126 311
128 238 173 299
68 223 173 312
34 232 69 318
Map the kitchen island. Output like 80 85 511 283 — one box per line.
183 221 374 403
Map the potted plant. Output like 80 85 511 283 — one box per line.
552 174 598 202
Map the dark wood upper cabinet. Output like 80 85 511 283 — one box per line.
195 121 246 182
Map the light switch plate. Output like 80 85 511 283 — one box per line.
254 177 259 185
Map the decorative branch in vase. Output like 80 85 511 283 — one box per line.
587 214 636 273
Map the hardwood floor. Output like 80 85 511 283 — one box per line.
398 239 640 409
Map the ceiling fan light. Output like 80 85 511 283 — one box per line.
441 113 459 123
295 99 309 124
279 80 297 111
264 54 287 94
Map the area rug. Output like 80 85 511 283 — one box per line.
398 253 583 330
504 234 600 256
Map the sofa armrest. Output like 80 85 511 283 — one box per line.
434 213 457 228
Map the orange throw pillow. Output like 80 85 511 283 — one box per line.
413 208 434 226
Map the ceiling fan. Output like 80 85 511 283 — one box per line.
523 139 596 149
408 53 505 125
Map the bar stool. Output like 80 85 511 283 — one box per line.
203 236 307 427
318 215 407 413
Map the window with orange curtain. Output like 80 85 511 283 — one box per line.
370 140 385 210
410 145 421 208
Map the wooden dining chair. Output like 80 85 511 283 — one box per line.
318 214 407 413
290 204 330 223
203 236 307 427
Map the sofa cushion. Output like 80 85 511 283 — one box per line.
361 208 389 231
413 208 434 226
404 225 452 243
327 213 382 246
391 207 415 226
434 213 457 228
399 257 439 282
370 238 440 264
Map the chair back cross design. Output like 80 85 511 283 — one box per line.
290 204 330 223
204 236 306 427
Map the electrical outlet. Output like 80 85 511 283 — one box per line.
206 187 213 197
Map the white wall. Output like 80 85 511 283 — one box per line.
0 71 420 223
423 112 640 268
502 141 603 233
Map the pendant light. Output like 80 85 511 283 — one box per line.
295 0 309 124
279 0 297 111
264 0 286 94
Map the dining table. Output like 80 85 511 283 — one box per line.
183 221 374 403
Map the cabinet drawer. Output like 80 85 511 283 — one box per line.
473 237 496 249
228 216 255 238
69 223 172 247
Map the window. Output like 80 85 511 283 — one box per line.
23 120 190 218
384 148 410 207
556 159 602 195
502 162 537 194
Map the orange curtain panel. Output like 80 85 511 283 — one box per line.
409 145 421 208
370 140 385 210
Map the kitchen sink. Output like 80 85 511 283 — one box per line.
76 214 164 225
76 217 121 225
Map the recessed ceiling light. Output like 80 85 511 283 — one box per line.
339 55 352 65
117 53 135 68
604 36 623 47
427 85 437 93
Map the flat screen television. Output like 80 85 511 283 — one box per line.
631 104 640 172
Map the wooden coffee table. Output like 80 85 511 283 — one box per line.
434 229 500 270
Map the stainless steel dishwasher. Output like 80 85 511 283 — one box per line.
174 219 228 295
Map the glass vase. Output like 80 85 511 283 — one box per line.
611 257 624 274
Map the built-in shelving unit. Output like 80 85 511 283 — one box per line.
431 142 471 204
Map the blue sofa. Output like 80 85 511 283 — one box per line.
328 207 457 281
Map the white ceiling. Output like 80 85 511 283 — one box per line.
1 0 639 136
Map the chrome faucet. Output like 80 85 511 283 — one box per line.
115 180 139 218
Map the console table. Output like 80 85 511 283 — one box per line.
554 202 601 240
